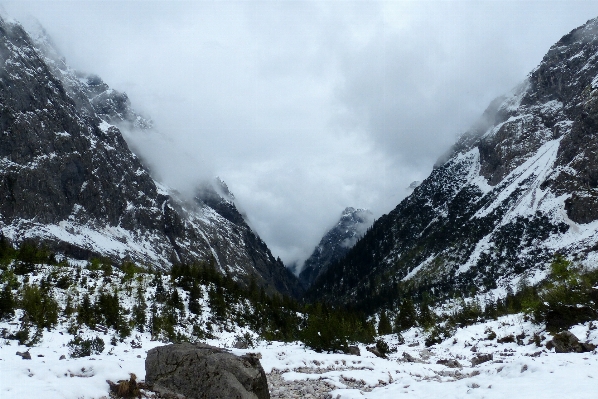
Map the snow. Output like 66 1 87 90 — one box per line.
0 262 596 399
473 138 562 224
1 314 596 399
402 255 435 281
98 121 113 134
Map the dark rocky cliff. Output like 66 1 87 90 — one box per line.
0 17 302 298
308 17 598 310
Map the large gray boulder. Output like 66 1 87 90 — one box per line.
145 343 270 399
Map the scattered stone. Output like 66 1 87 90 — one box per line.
267 369 339 399
527 351 543 357
59 355 66 360
95 325 108 334
521 364 528 373
402 352 418 363
471 353 493 366
16 351 31 360
346 346 360 356
546 331 596 353
581 342 597 352
366 346 385 358
145 343 270 399
436 359 461 368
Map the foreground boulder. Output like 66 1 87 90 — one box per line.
145 343 270 399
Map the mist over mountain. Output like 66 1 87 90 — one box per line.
0 15 302 297
3 2 596 267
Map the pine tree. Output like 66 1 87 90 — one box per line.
149 303 161 338
132 284 147 332
188 283 202 315
377 310 392 335
77 293 95 328
417 295 436 330
21 284 58 330
63 293 75 317
394 298 417 332
0 284 15 320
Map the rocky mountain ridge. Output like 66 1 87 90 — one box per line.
298 207 373 288
308 16 598 310
0 16 302 297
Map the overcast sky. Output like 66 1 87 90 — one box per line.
3 1 598 269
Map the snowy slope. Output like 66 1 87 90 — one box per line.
1 261 596 399
2 321 597 399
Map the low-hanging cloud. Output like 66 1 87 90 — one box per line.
3 1 598 268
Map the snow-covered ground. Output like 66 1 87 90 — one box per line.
1 314 597 399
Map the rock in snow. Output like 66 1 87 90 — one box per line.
145 343 270 399
546 331 597 353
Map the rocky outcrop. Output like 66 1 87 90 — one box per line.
0 16 302 297
546 331 596 353
145 343 270 399
308 16 598 310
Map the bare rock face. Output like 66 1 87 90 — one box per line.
145 343 270 399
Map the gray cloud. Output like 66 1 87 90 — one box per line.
3 1 598 268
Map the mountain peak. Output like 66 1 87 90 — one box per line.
298 207 374 288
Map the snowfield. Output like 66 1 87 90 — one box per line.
1 314 597 399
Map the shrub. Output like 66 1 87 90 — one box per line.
375 338 391 357
68 336 105 358
21 285 58 330
526 255 598 331
425 324 455 347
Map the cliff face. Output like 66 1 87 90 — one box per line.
0 18 302 297
308 17 598 310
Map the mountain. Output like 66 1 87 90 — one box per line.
298 207 373 288
0 17 302 297
308 17 598 310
